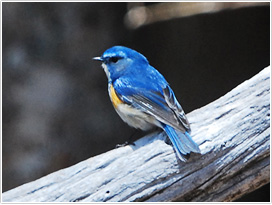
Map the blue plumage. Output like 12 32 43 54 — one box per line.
93 46 200 161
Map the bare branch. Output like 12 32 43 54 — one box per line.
125 2 270 29
3 66 270 202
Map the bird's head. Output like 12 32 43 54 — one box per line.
93 46 149 82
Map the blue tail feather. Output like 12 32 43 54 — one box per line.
163 124 200 161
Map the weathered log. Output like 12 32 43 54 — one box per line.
3 66 270 202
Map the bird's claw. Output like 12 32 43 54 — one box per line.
115 141 135 148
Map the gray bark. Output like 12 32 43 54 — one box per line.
3 66 270 202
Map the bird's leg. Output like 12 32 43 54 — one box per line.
115 130 138 148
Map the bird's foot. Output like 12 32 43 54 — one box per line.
115 141 135 148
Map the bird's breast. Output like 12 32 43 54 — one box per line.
109 84 123 108
108 83 160 130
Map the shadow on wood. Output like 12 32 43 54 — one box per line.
2 66 270 202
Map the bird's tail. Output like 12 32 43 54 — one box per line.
163 124 200 161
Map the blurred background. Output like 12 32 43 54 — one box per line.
2 2 270 201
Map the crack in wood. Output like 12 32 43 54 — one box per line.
2 67 270 202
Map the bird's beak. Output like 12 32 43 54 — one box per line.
93 56 103 61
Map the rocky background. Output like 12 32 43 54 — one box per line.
2 2 270 201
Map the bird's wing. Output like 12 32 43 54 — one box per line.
114 79 190 133
162 85 191 132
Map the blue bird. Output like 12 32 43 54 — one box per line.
93 46 200 161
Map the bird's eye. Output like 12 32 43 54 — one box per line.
110 57 119 63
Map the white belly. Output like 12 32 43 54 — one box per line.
115 103 161 131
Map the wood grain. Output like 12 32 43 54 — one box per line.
3 66 270 202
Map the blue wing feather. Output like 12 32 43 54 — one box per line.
114 75 190 133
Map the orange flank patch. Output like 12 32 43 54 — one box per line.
110 84 123 108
